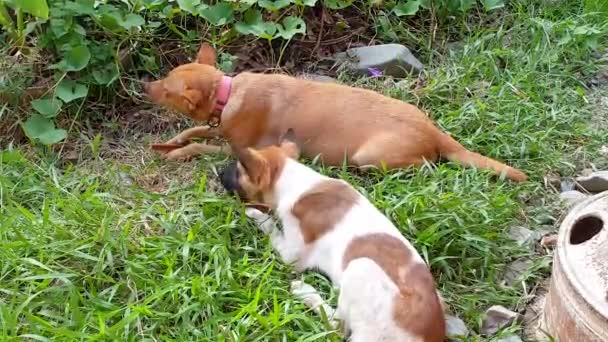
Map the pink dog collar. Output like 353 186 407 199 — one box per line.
208 75 232 127
215 75 232 112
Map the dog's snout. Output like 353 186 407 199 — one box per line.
140 73 154 83
140 74 155 93
219 160 241 195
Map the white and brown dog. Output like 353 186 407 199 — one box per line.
220 130 445 342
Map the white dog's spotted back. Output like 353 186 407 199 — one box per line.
246 158 445 342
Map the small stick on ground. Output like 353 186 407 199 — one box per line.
310 8 325 59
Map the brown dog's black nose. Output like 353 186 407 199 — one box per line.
139 73 154 93
140 73 154 83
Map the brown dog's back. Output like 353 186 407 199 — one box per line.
234 74 527 182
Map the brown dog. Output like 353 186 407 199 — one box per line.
143 44 527 182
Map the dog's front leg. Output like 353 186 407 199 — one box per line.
165 126 222 145
245 208 300 265
165 143 231 161
161 126 228 160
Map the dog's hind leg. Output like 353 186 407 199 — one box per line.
350 134 437 170
338 258 410 341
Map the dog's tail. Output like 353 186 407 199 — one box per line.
438 133 528 182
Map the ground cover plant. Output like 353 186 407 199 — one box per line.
1 0 608 340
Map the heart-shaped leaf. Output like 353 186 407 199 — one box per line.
22 114 54 139
56 80 88 103
22 115 67 145
235 9 263 35
235 9 278 40
99 12 121 31
57 45 91 72
38 129 68 145
31 97 63 118
277 16 306 40
118 13 145 29
72 23 86 36
258 0 292 11
92 64 120 85
18 0 49 20
482 0 505 11
199 3 233 26
50 18 69 38
177 0 200 13
218 52 237 73
393 0 420 16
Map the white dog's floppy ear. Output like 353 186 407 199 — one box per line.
235 147 267 184
279 128 300 159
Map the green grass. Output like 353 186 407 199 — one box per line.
2 1 608 340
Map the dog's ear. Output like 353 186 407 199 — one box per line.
236 147 267 185
196 43 217 65
279 128 300 159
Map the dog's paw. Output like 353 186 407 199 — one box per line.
245 208 268 221
164 150 193 162
290 280 316 296
291 280 340 328
246 208 275 234
291 280 324 308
